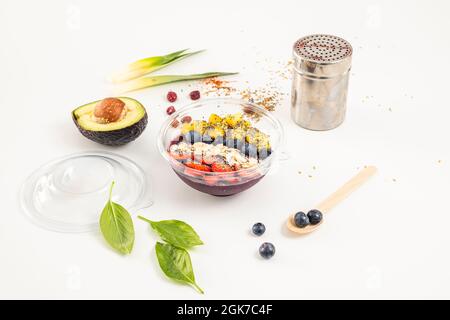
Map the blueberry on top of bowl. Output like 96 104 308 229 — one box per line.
202 133 214 144
183 130 202 144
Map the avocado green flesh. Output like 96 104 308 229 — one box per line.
73 97 146 132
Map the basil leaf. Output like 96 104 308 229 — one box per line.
99 182 134 254
155 242 204 294
138 216 203 250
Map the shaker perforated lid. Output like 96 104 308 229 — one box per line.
293 34 353 77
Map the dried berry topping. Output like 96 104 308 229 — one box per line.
166 106 176 115
181 115 192 123
167 91 177 103
189 90 201 100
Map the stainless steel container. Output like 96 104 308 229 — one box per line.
291 34 353 131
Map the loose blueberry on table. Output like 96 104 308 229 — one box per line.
259 242 275 259
252 222 266 236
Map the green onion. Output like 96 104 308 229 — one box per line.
116 72 238 93
110 49 204 83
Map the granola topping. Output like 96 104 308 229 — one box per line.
170 142 258 169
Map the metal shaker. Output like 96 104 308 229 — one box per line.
291 34 353 131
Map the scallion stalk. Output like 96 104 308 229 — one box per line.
116 72 238 93
110 49 204 83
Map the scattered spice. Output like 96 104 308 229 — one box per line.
268 60 293 80
202 78 284 118
240 87 282 114
203 78 236 96
201 57 291 118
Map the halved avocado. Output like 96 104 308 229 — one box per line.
72 97 148 146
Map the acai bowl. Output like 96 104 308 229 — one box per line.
158 98 283 196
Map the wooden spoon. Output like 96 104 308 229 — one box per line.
287 166 377 235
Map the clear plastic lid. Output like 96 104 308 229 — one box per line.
20 151 153 233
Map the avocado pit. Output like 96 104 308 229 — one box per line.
94 97 127 123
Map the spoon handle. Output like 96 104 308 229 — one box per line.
315 166 377 213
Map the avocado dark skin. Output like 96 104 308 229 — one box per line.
72 112 148 146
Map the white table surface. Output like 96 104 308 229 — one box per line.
1 0 449 299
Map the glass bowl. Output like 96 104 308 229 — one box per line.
157 98 284 196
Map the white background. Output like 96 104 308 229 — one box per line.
1 0 450 299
